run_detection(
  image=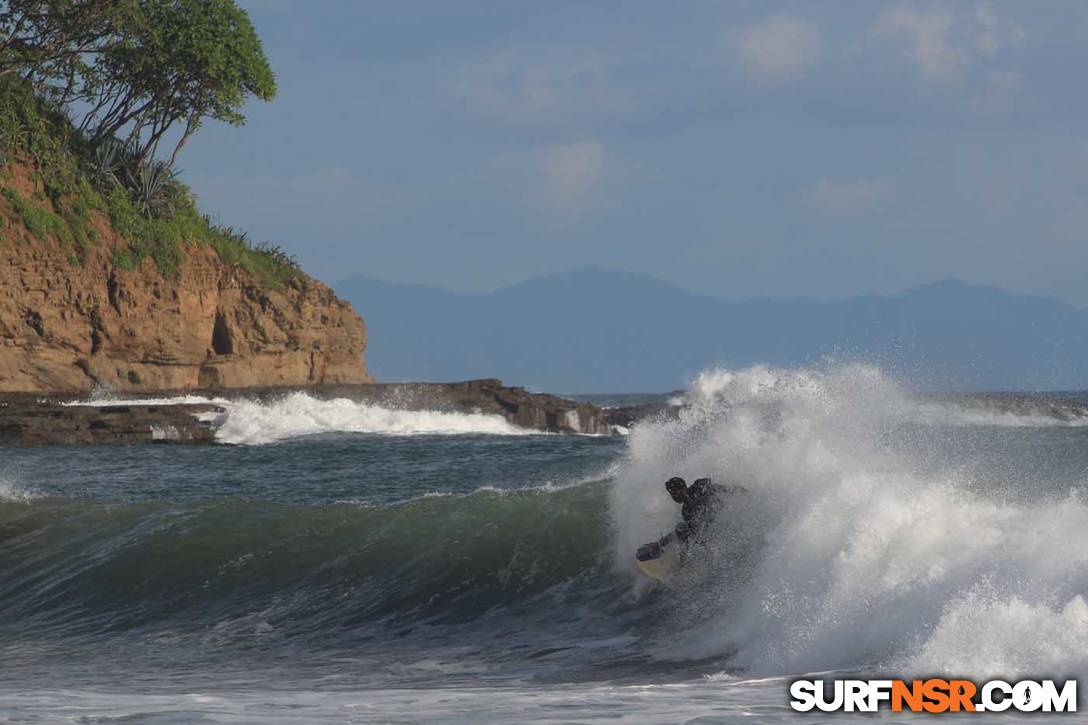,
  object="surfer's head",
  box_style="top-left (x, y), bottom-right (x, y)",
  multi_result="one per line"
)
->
top-left (665, 477), bottom-right (688, 503)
